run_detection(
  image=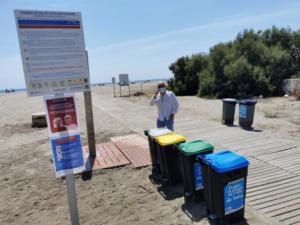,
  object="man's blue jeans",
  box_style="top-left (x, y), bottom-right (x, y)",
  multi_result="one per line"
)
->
top-left (157, 118), bottom-right (174, 131)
